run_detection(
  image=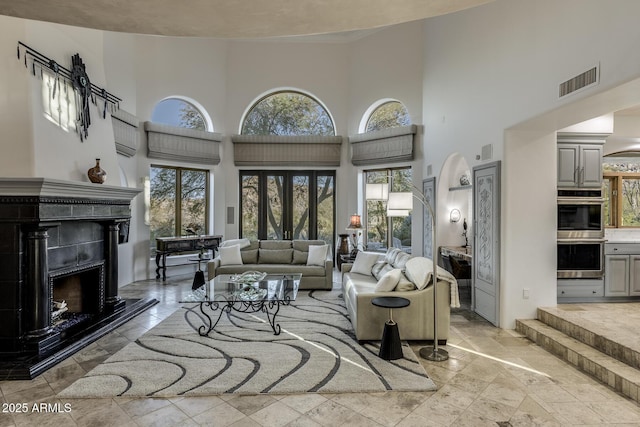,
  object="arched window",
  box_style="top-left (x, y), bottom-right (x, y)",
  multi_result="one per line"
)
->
top-left (148, 97), bottom-right (212, 253)
top-left (365, 101), bottom-right (410, 132)
top-left (151, 97), bottom-right (208, 131)
top-left (241, 91), bottom-right (335, 135)
top-left (361, 100), bottom-right (413, 253)
top-left (238, 90), bottom-right (336, 246)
